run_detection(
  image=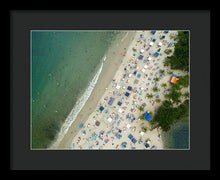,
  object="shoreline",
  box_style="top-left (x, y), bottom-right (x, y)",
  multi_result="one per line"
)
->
top-left (49, 30), bottom-right (189, 150)
top-left (50, 31), bottom-right (137, 149)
